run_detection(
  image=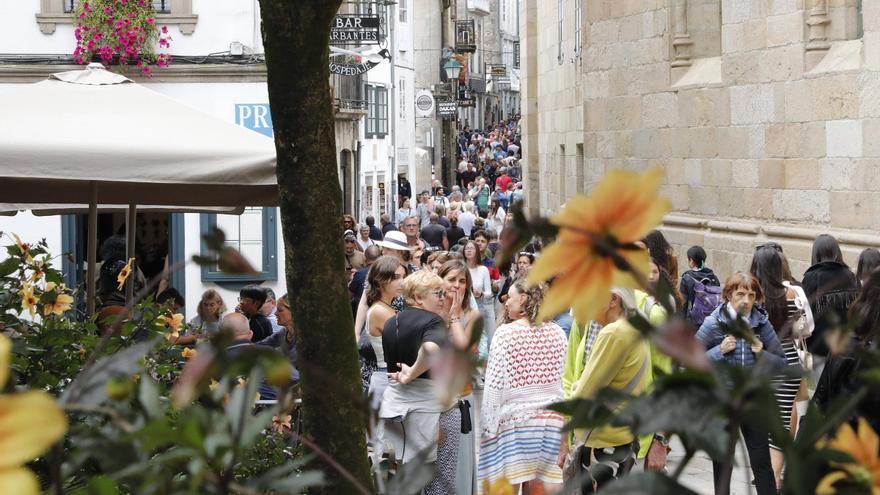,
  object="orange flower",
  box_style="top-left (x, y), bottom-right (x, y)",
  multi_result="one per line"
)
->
top-left (160, 313), bottom-right (184, 341)
top-left (527, 168), bottom-right (670, 323)
top-left (19, 284), bottom-right (37, 317)
top-left (42, 282), bottom-right (74, 317)
top-left (272, 414), bottom-right (292, 434)
top-left (12, 233), bottom-right (32, 264)
top-left (181, 348), bottom-right (197, 360)
top-left (29, 263), bottom-right (44, 283)
top-left (116, 258), bottom-right (135, 290)
top-left (817, 417), bottom-right (880, 494)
